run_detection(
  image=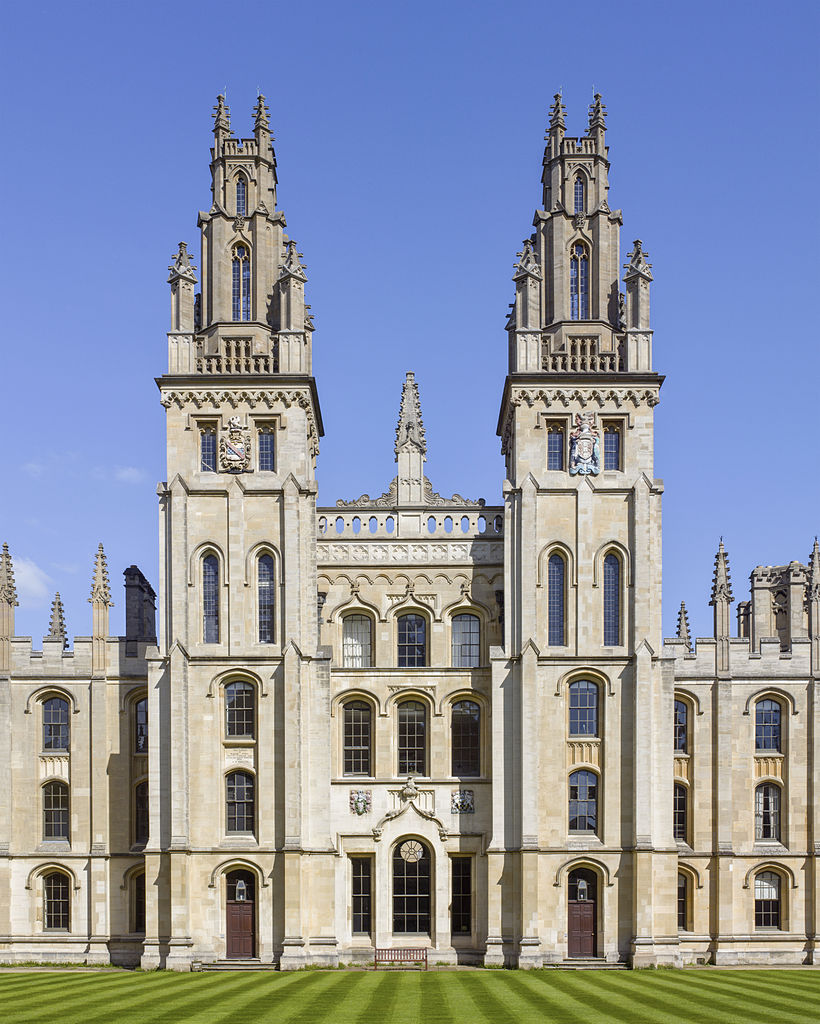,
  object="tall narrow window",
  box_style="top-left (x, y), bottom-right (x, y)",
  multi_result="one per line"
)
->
top-left (677, 873), bottom-right (688, 930)
top-left (343, 701), bottom-right (372, 775)
top-left (451, 857), bottom-right (472, 935)
top-left (351, 857), bottom-right (372, 934)
top-left (393, 840), bottom-right (431, 934)
top-left (236, 177), bottom-right (247, 216)
top-left (755, 783), bottom-right (781, 841)
top-left (226, 770), bottom-right (255, 833)
top-left (258, 428), bottom-right (275, 471)
top-left (755, 699), bottom-right (781, 752)
top-left (603, 553), bottom-right (620, 646)
top-left (548, 553), bottom-right (566, 646)
top-left (43, 697), bottom-right (69, 751)
top-left (133, 872), bottom-right (146, 934)
top-left (569, 770), bottom-right (598, 832)
top-left (568, 680), bottom-right (598, 736)
top-left (574, 176), bottom-right (586, 214)
top-left (225, 681), bottom-right (255, 738)
top-left (570, 243), bottom-right (590, 320)
top-left (603, 425), bottom-right (621, 471)
top-left (203, 554), bottom-right (219, 643)
top-left (43, 781), bottom-right (69, 841)
top-left (397, 614), bottom-right (426, 668)
top-left (44, 872), bottom-right (70, 930)
top-left (134, 780), bottom-right (149, 846)
top-left (451, 700), bottom-right (480, 777)
top-left (343, 615), bottom-right (372, 668)
top-left (134, 697), bottom-right (148, 754)
top-left (258, 554), bottom-right (275, 644)
top-left (673, 783), bottom-right (688, 842)
top-left (754, 871), bottom-right (781, 929)
top-left (674, 699), bottom-right (688, 753)
top-left (232, 245), bottom-right (251, 322)
top-left (451, 614), bottom-right (480, 667)
top-left (547, 424), bottom-right (565, 471)
top-left (398, 701), bottom-right (426, 775)
top-left (200, 427), bottom-right (217, 472)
